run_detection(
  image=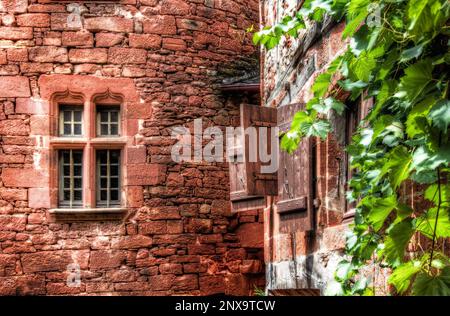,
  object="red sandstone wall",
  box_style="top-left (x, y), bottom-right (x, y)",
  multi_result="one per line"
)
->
top-left (0, 0), bottom-right (265, 295)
